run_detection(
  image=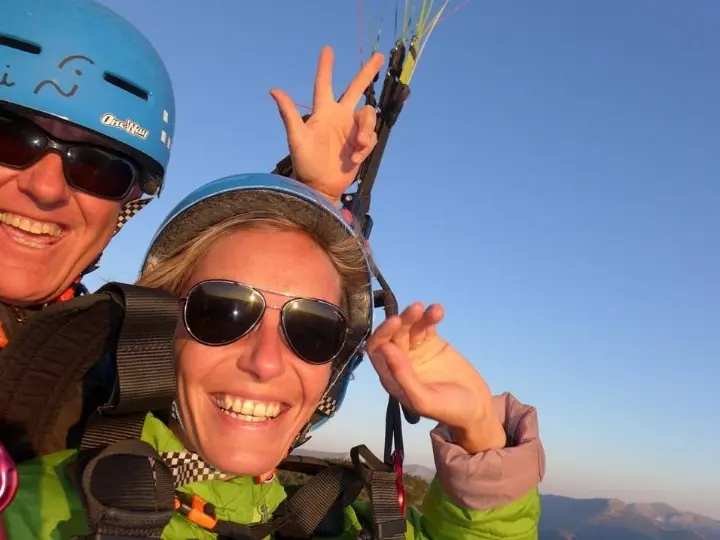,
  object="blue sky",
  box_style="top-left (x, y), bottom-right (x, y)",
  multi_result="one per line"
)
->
top-left (87, 0), bottom-right (720, 518)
